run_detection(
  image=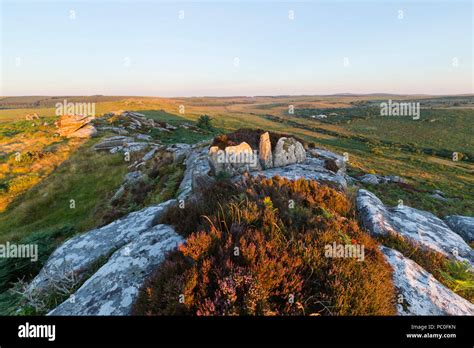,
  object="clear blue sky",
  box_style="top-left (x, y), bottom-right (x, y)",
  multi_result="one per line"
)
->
top-left (1, 0), bottom-right (472, 96)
